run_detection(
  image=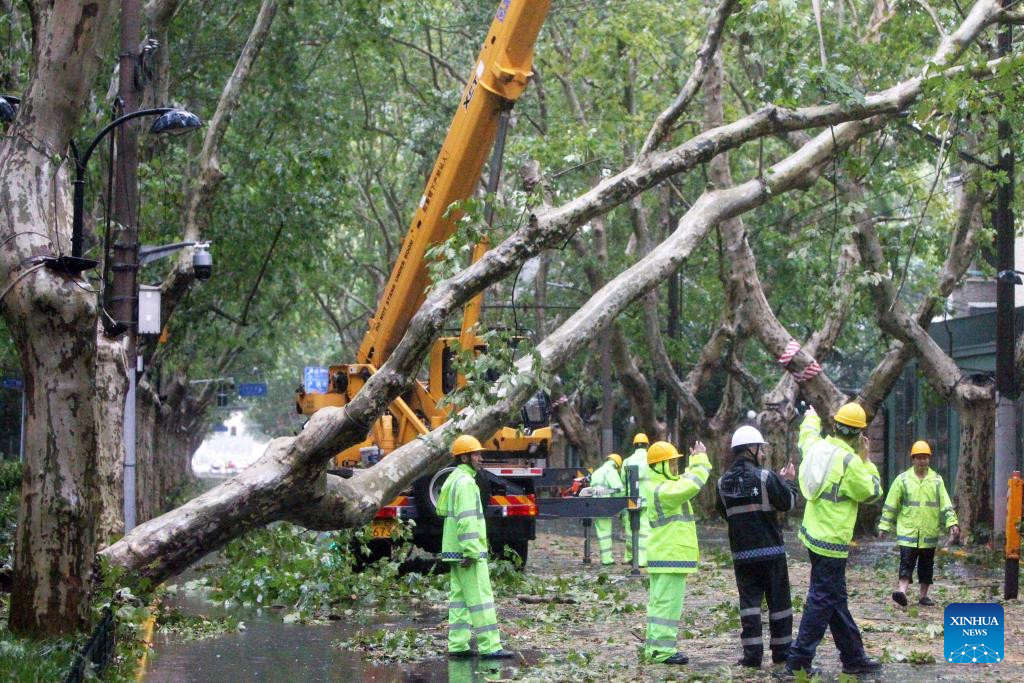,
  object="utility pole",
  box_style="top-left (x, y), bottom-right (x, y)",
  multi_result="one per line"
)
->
top-left (666, 269), bottom-right (679, 443)
top-left (994, 1), bottom-right (1017, 541)
top-left (600, 338), bottom-right (614, 457)
top-left (113, 0), bottom-right (143, 532)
